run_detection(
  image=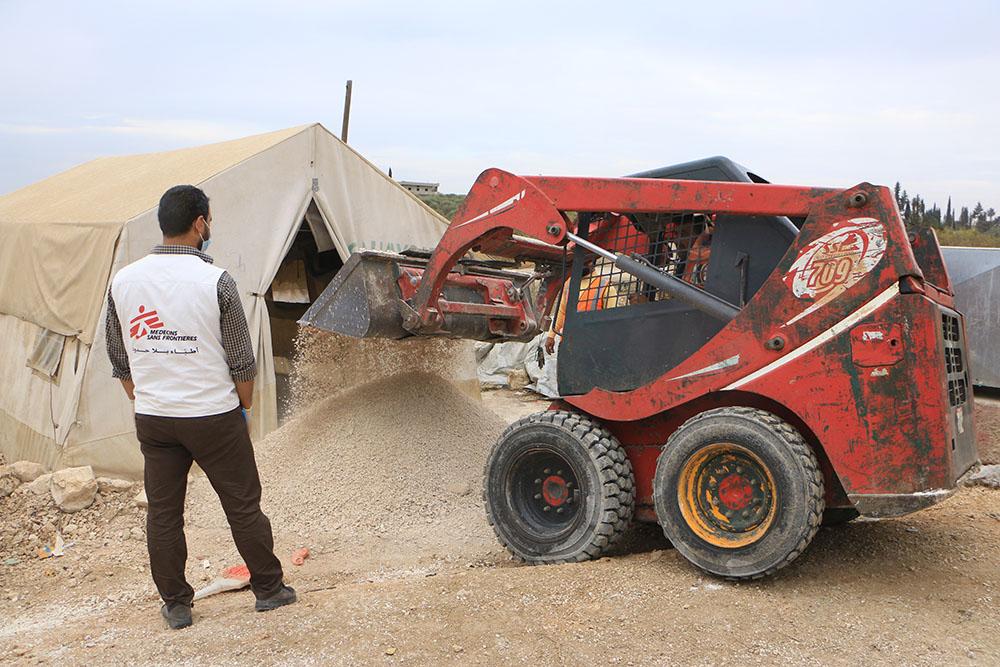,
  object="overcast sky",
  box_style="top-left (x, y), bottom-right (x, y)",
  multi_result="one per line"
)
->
top-left (1, 1), bottom-right (997, 210)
